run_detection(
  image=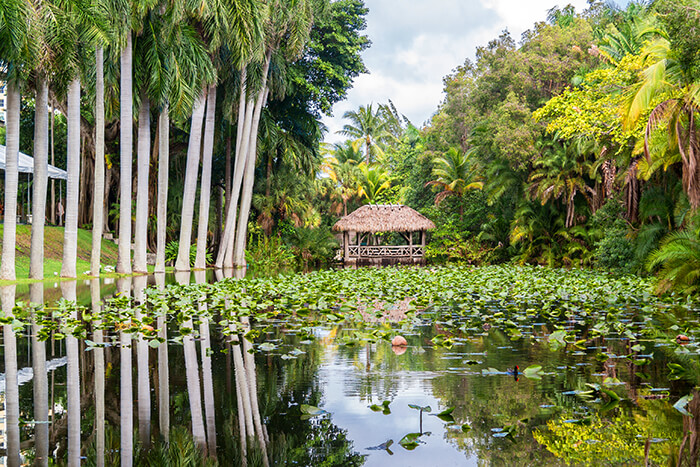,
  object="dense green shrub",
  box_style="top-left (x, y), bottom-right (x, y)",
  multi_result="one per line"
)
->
top-left (425, 219), bottom-right (490, 264)
top-left (589, 199), bottom-right (634, 270)
top-left (594, 225), bottom-right (635, 270)
top-left (246, 224), bottom-right (296, 272)
top-left (283, 225), bottom-right (339, 268)
top-left (164, 241), bottom-right (212, 267)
